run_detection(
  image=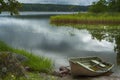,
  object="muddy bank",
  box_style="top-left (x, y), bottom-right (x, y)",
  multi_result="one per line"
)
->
top-left (51, 66), bottom-right (120, 80)
top-left (53, 72), bottom-right (120, 80)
